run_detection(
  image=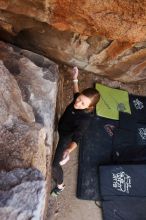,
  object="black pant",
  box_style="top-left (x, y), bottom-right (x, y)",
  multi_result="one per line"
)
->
top-left (52, 133), bottom-right (72, 185)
